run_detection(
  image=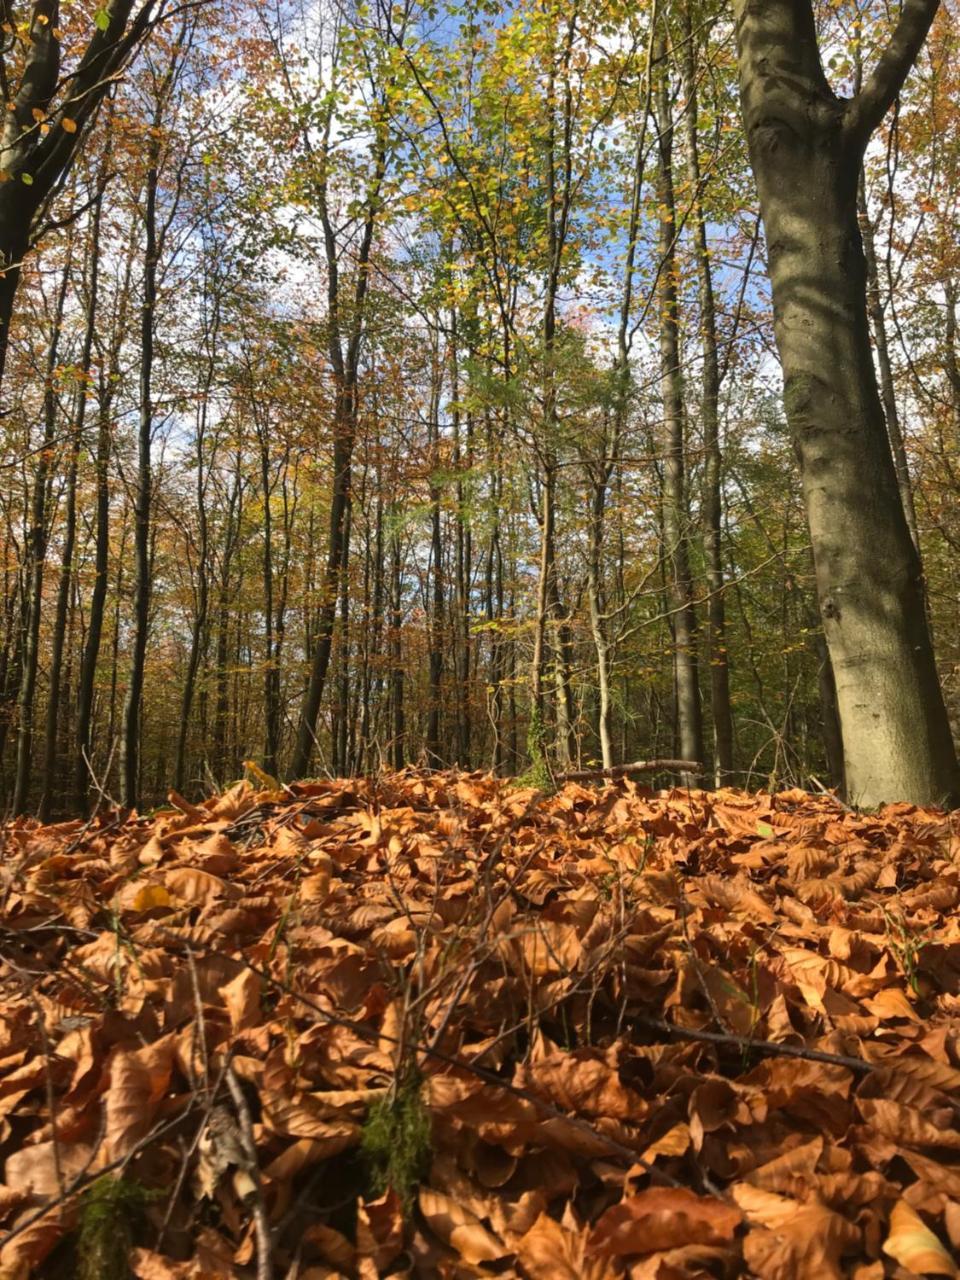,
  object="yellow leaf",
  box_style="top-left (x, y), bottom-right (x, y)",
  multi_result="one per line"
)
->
top-left (61, 117), bottom-right (77, 133)
top-left (131, 883), bottom-right (173, 912)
